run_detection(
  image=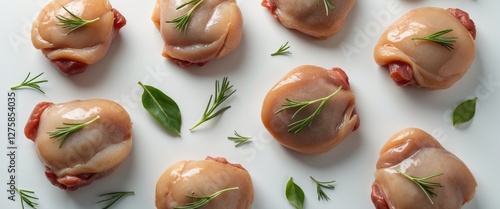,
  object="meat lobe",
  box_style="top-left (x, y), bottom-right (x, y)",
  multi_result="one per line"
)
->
top-left (371, 128), bottom-right (477, 209)
top-left (155, 157), bottom-right (254, 209)
top-left (262, 0), bottom-right (355, 39)
top-left (261, 65), bottom-right (359, 154)
top-left (24, 99), bottom-right (132, 191)
top-left (152, 0), bottom-right (243, 67)
top-left (31, 0), bottom-right (126, 76)
top-left (374, 7), bottom-right (476, 89)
